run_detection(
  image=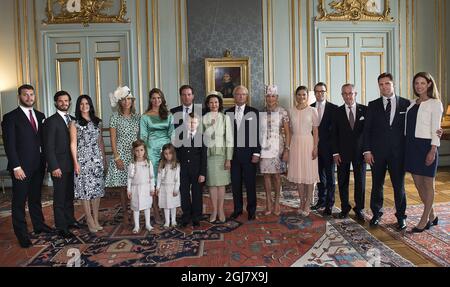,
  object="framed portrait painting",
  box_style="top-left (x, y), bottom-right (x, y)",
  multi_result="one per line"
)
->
top-left (204, 57), bottom-right (251, 107)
